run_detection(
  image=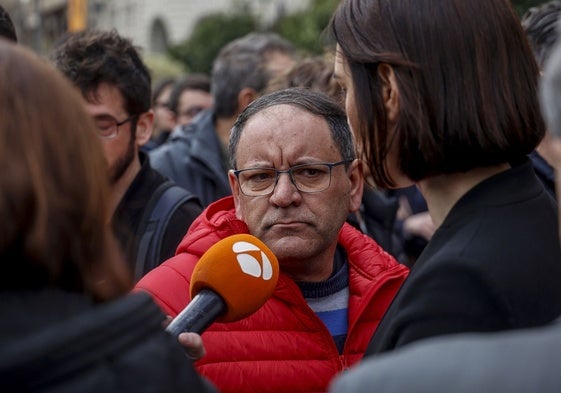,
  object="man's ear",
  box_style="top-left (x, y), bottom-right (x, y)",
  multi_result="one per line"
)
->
top-left (228, 170), bottom-right (244, 220)
top-left (135, 110), bottom-right (154, 146)
top-left (237, 87), bottom-right (258, 113)
top-left (378, 63), bottom-right (400, 124)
